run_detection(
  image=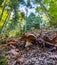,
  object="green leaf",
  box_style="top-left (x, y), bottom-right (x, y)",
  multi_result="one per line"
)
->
top-left (0, 0), bottom-right (4, 5)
